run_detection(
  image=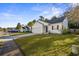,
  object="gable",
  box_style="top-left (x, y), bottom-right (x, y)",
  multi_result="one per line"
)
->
top-left (62, 17), bottom-right (68, 29)
top-left (32, 21), bottom-right (43, 28)
top-left (37, 20), bottom-right (48, 25)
